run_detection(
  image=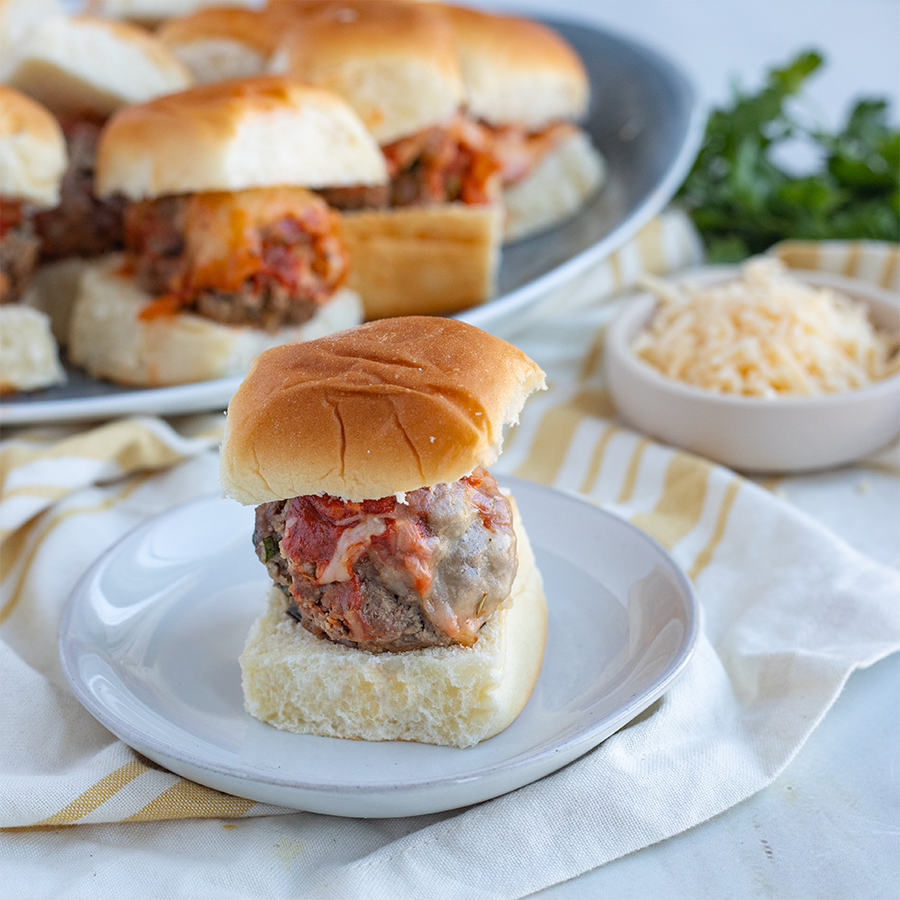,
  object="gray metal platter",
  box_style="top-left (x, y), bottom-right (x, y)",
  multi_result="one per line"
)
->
top-left (0, 16), bottom-right (703, 425)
